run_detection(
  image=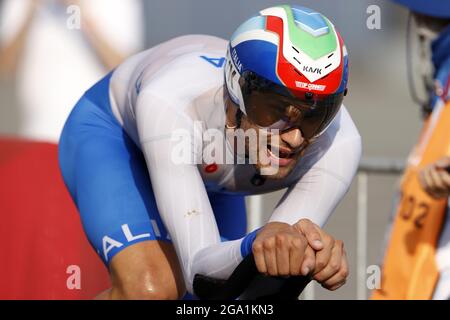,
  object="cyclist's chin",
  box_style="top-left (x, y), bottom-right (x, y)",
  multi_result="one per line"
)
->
top-left (256, 161), bottom-right (297, 180)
